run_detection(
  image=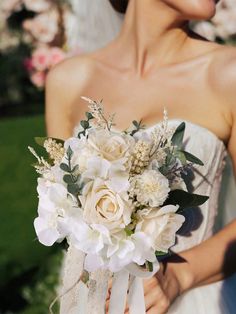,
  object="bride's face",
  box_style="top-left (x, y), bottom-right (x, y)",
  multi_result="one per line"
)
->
top-left (161, 0), bottom-right (218, 20)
